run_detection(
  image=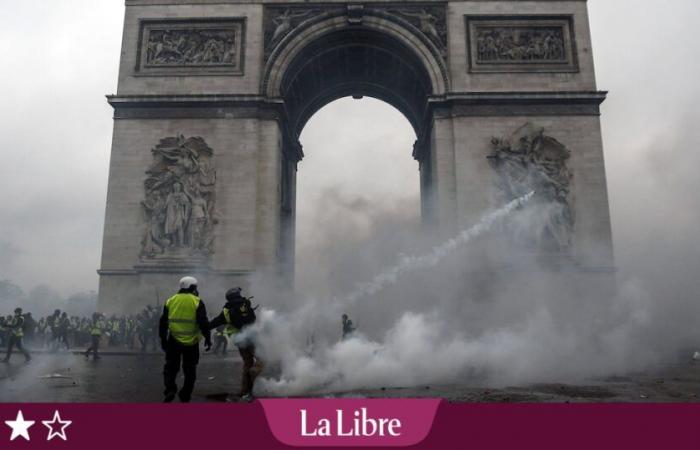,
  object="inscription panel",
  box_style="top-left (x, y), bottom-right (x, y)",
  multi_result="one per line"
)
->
top-left (466, 16), bottom-right (578, 73)
top-left (136, 19), bottom-right (245, 76)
